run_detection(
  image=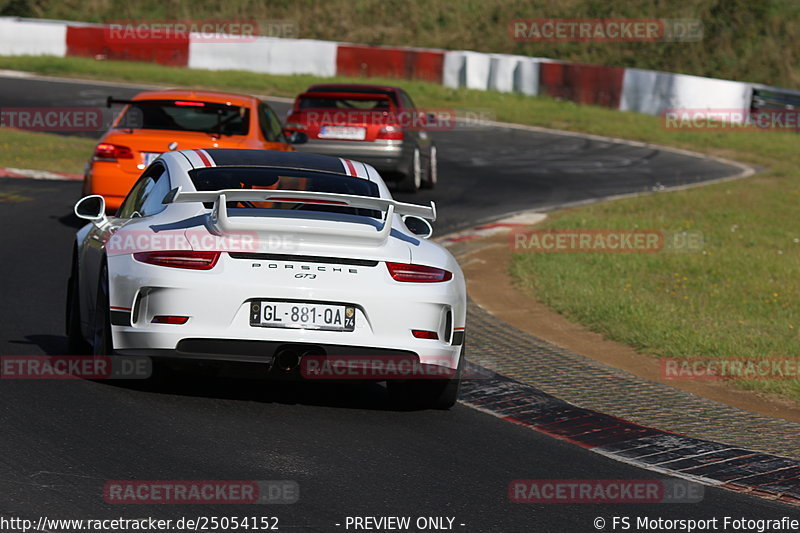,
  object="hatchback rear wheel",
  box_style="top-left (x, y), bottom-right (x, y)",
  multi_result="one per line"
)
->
top-left (397, 148), bottom-right (422, 193)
